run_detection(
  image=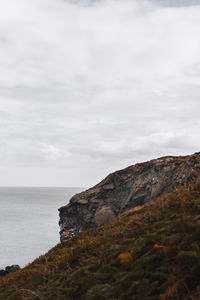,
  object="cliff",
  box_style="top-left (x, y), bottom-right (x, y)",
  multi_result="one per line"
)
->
top-left (1, 178), bottom-right (200, 299)
top-left (59, 152), bottom-right (200, 241)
